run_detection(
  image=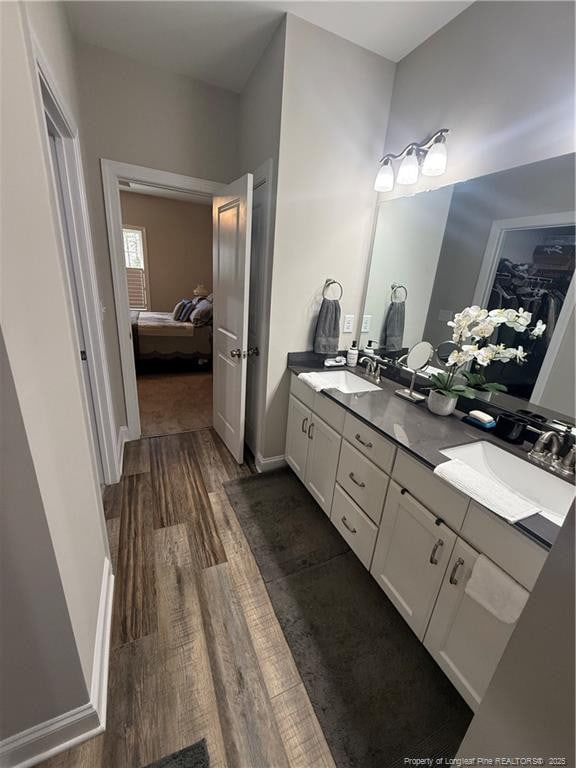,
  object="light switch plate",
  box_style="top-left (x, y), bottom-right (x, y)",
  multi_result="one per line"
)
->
top-left (343, 314), bottom-right (355, 333)
top-left (361, 315), bottom-right (372, 333)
